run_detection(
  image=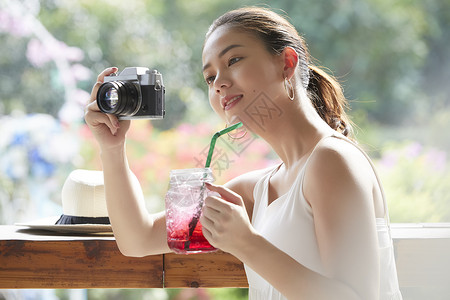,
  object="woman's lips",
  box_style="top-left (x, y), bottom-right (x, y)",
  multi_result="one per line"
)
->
top-left (223, 95), bottom-right (243, 111)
